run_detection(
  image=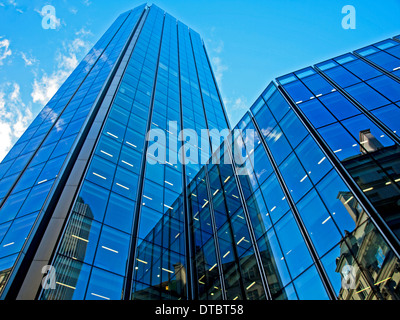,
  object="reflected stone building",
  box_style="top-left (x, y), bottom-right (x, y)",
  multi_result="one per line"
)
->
top-left (0, 3), bottom-right (400, 300)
